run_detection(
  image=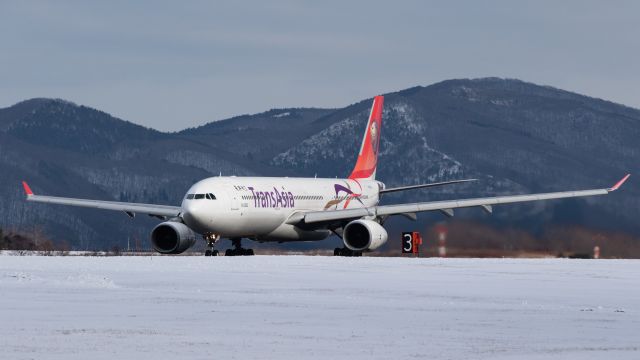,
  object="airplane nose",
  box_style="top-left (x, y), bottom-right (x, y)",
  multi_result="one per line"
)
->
top-left (182, 201), bottom-right (209, 232)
